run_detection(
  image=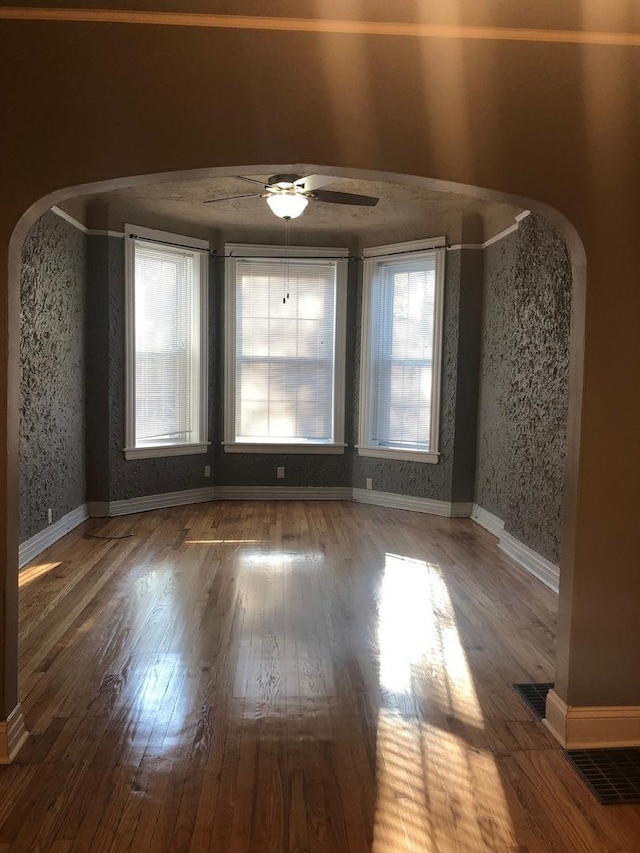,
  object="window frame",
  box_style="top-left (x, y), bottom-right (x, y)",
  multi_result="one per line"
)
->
top-left (124, 224), bottom-right (210, 460)
top-left (358, 237), bottom-right (446, 464)
top-left (224, 243), bottom-right (348, 455)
